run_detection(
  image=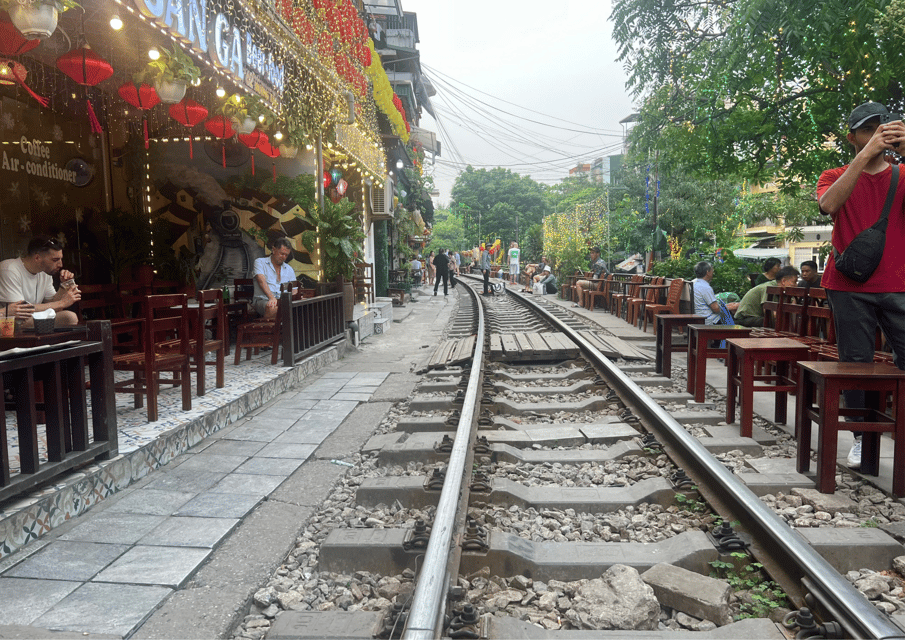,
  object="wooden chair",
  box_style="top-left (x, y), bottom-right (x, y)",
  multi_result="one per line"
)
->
top-left (626, 277), bottom-right (664, 327)
top-left (112, 294), bottom-right (191, 423)
top-left (562, 271), bottom-right (591, 303)
top-left (584, 274), bottom-right (614, 311)
top-left (160, 289), bottom-right (225, 396)
top-left (609, 275), bottom-right (643, 317)
top-left (642, 278), bottom-right (686, 334)
top-left (353, 263), bottom-right (375, 304)
top-left (233, 282), bottom-right (302, 365)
